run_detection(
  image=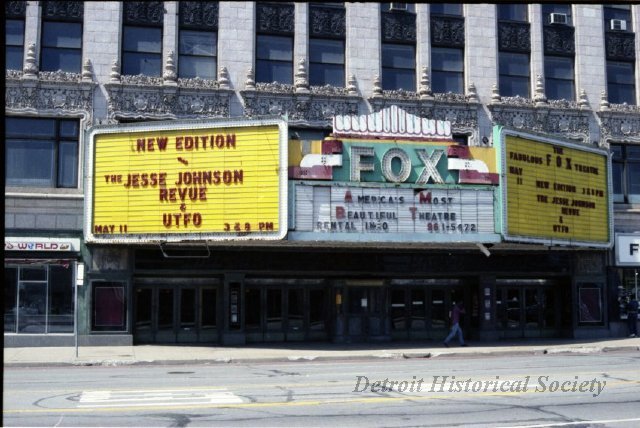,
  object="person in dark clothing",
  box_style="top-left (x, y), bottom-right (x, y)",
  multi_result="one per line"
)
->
top-left (443, 302), bottom-right (467, 347)
top-left (627, 297), bottom-right (639, 338)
